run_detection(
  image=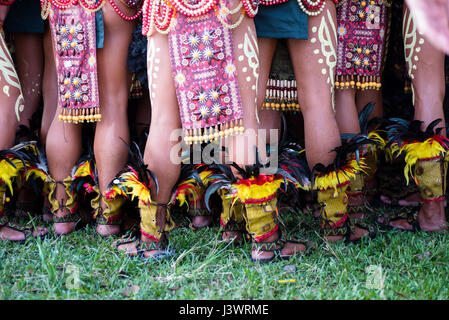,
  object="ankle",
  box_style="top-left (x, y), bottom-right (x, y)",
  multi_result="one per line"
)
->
top-left (141, 233), bottom-right (159, 243)
top-left (252, 230), bottom-right (279, 246)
